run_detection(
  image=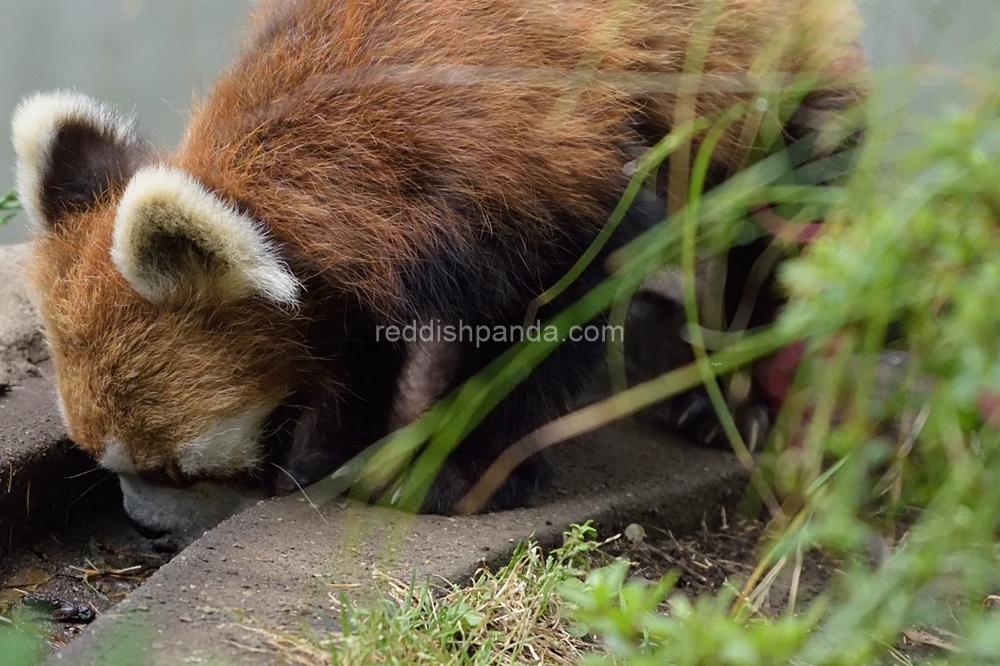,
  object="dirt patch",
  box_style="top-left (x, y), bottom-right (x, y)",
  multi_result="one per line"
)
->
top-left (601, 518), bottom-right (838, 614)
top-left (0, 490), bottom-right (178, 650)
